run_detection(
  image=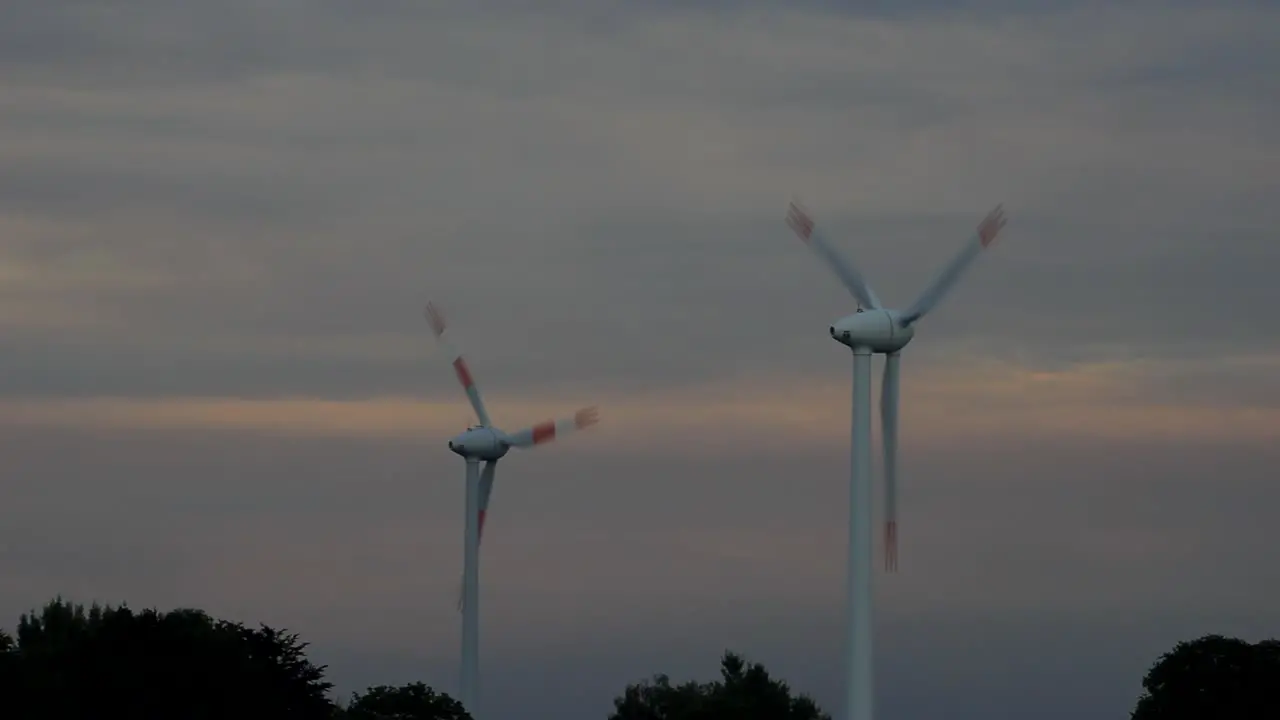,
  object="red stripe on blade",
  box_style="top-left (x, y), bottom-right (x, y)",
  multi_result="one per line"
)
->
top-left (453, 358), bottom-right (474, 389)
top-left (531, 421), bottom-right (556, 444)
